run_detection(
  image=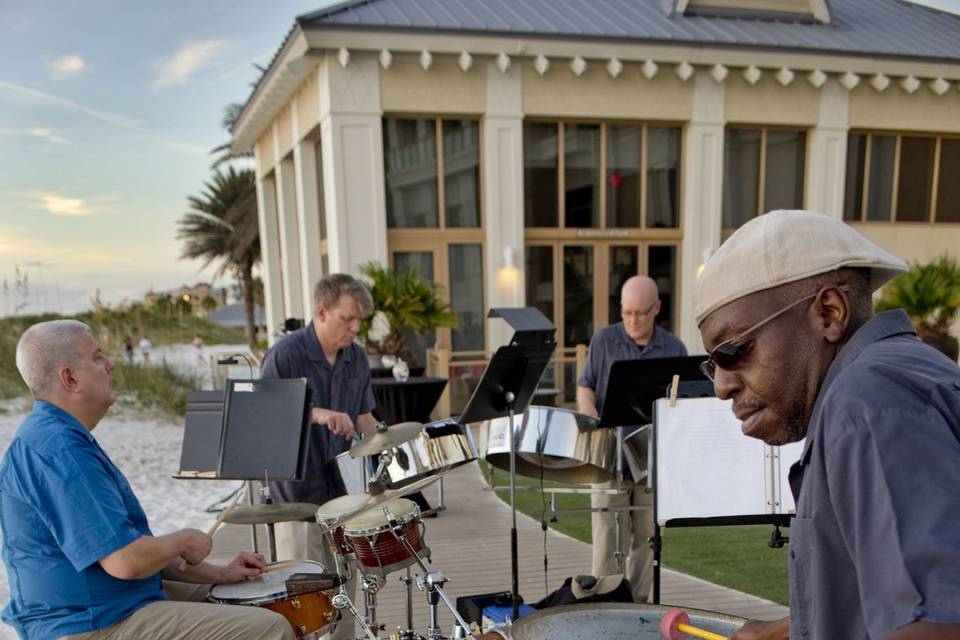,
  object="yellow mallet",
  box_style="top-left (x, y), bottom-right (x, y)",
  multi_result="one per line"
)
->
top-left (660, 609), bottom-right (727, 640)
